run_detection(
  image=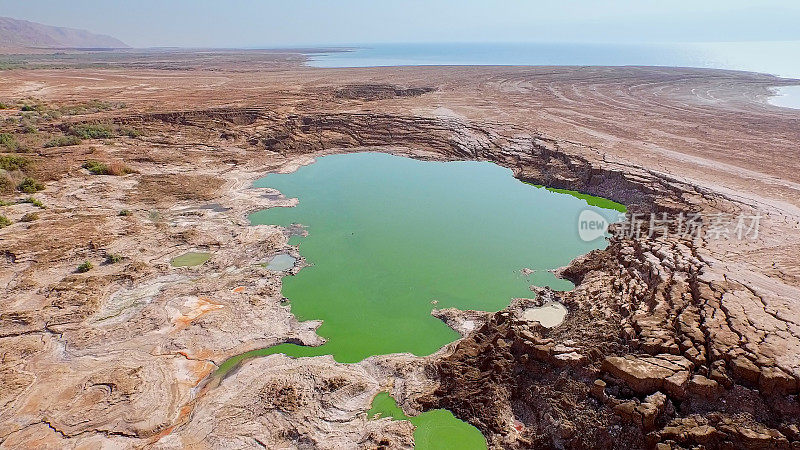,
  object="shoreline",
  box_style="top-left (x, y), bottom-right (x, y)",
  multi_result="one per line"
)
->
top-left (767, 85), bottom-right (800, 109)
